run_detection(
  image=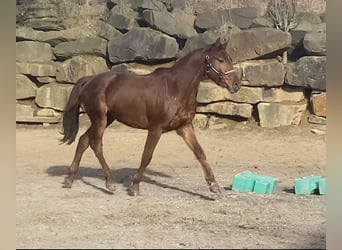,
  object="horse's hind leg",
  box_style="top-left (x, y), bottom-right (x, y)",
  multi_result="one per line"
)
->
top-left (129, 127), bottom-right (162, 196)
top-left (88, 116), bottom-right (116, 192)
top-left (64, 129), bottom-right (90, 188)
top-left (176, 123), bottom-right (220, 193)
